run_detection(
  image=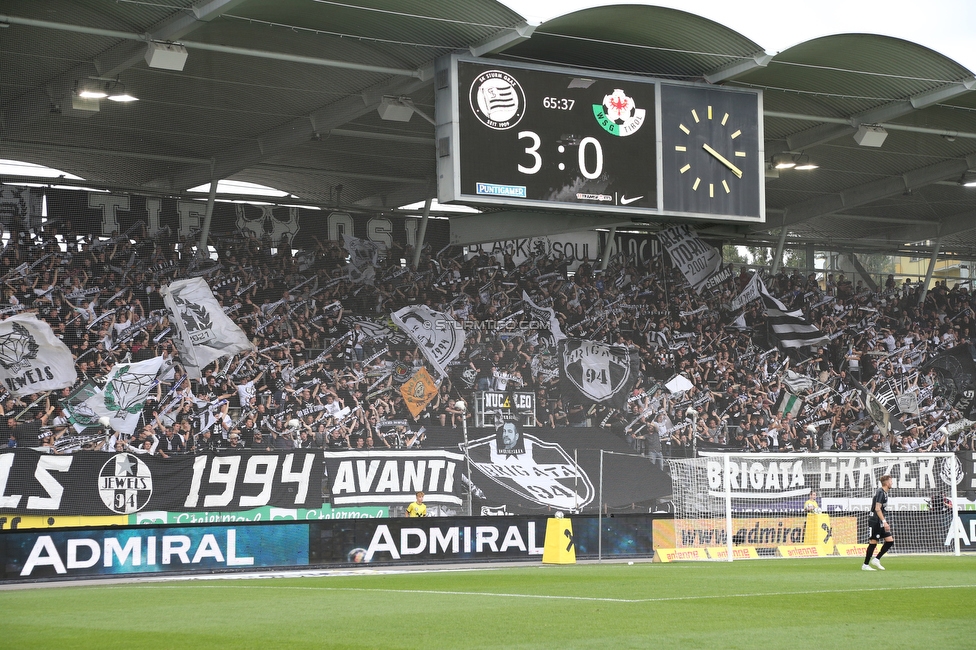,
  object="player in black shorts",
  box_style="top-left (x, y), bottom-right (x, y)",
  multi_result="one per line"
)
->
top-left (863, 474), bottom-right (893, 571)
